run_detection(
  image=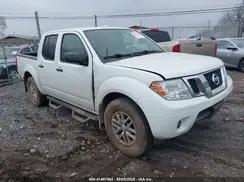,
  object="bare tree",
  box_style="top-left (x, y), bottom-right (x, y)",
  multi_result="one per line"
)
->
top-left (218, 5), bottom-right (244, 37)
top-left (0, 16), bottom-right (7, 37)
